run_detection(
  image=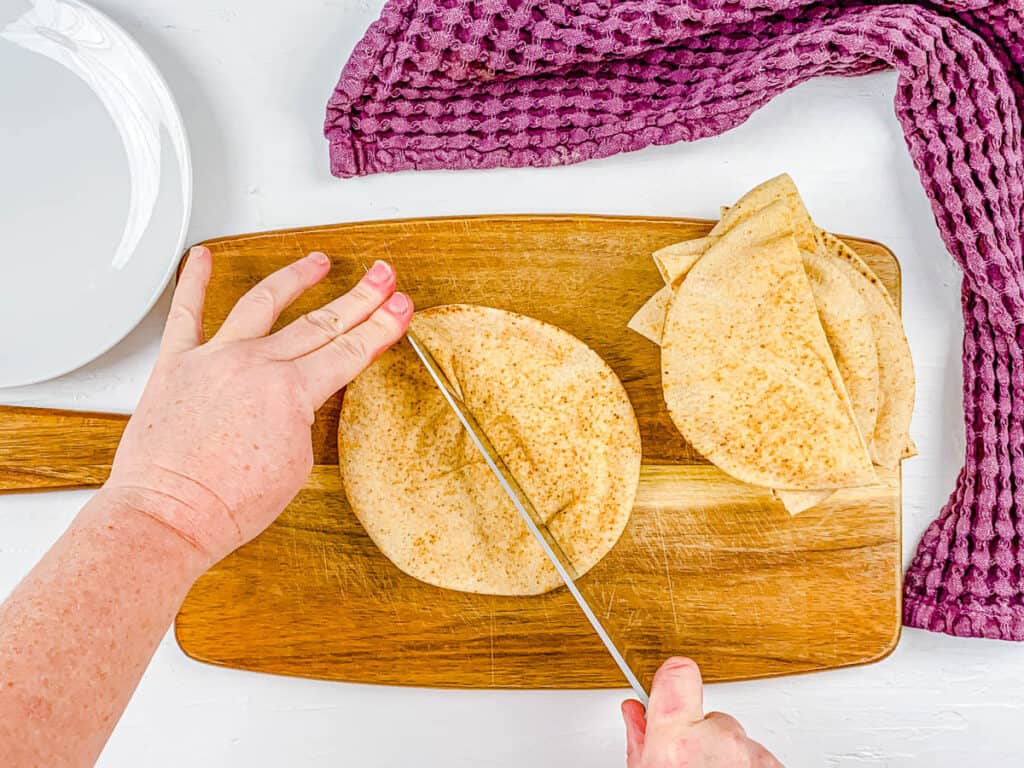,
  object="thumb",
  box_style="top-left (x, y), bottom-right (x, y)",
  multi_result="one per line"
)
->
top-left (643, 657), bottom-right (704, 749)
